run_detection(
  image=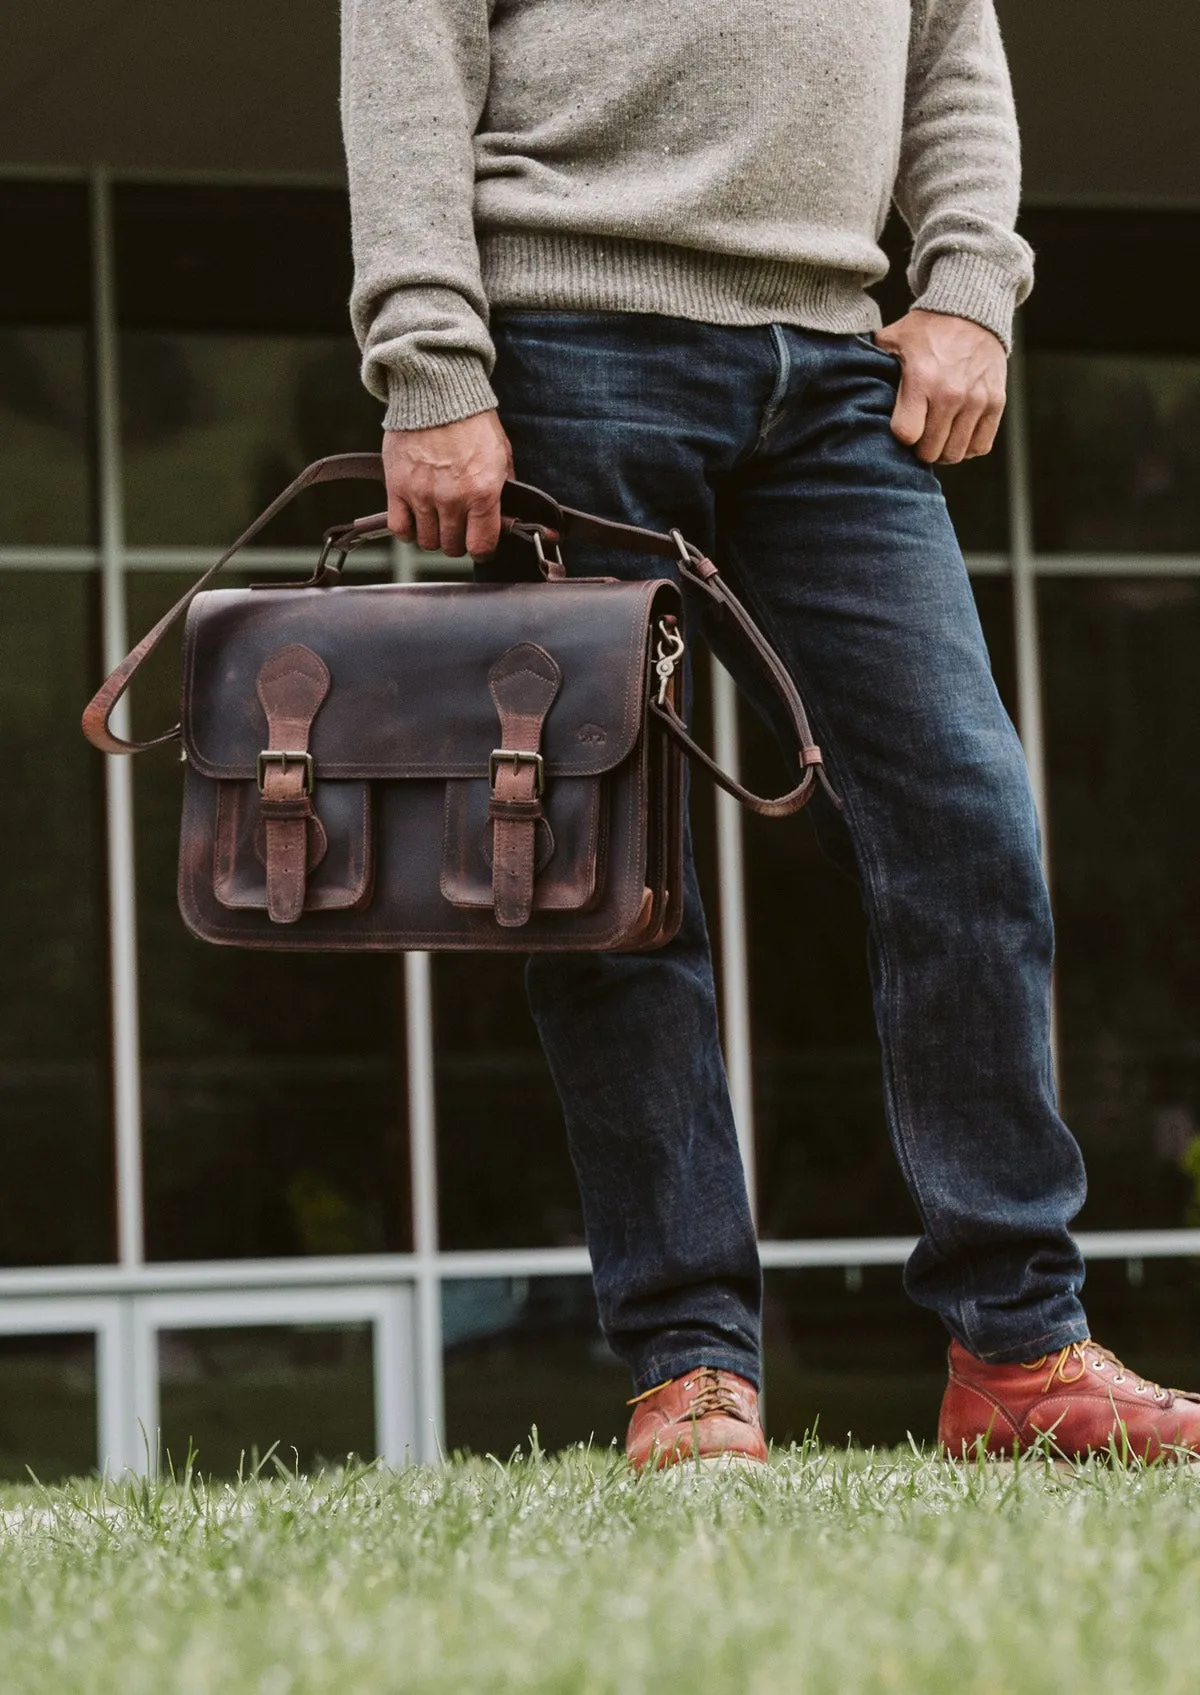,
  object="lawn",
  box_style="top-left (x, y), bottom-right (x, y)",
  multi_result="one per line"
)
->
top-left (1, 1442), bottom-right (1198, 1693)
